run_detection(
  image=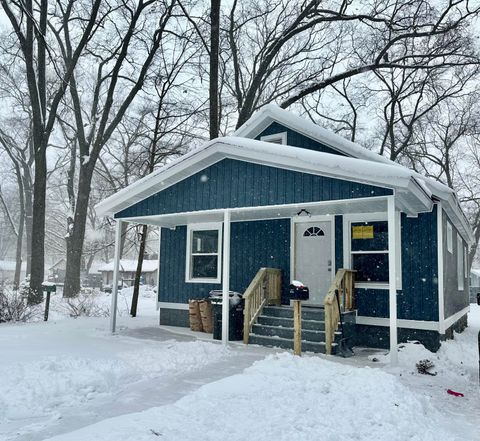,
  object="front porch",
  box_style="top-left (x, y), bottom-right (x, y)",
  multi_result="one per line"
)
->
top-left (109, 195), bottom-right (401, 360)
